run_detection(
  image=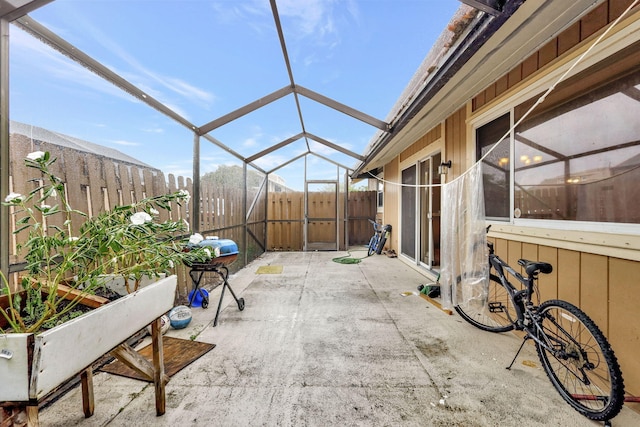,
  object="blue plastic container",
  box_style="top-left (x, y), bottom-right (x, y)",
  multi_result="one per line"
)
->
top-left (196, 238), bottom-right (239, 256)
top-left (186, 238), bottom-right (239, 266)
